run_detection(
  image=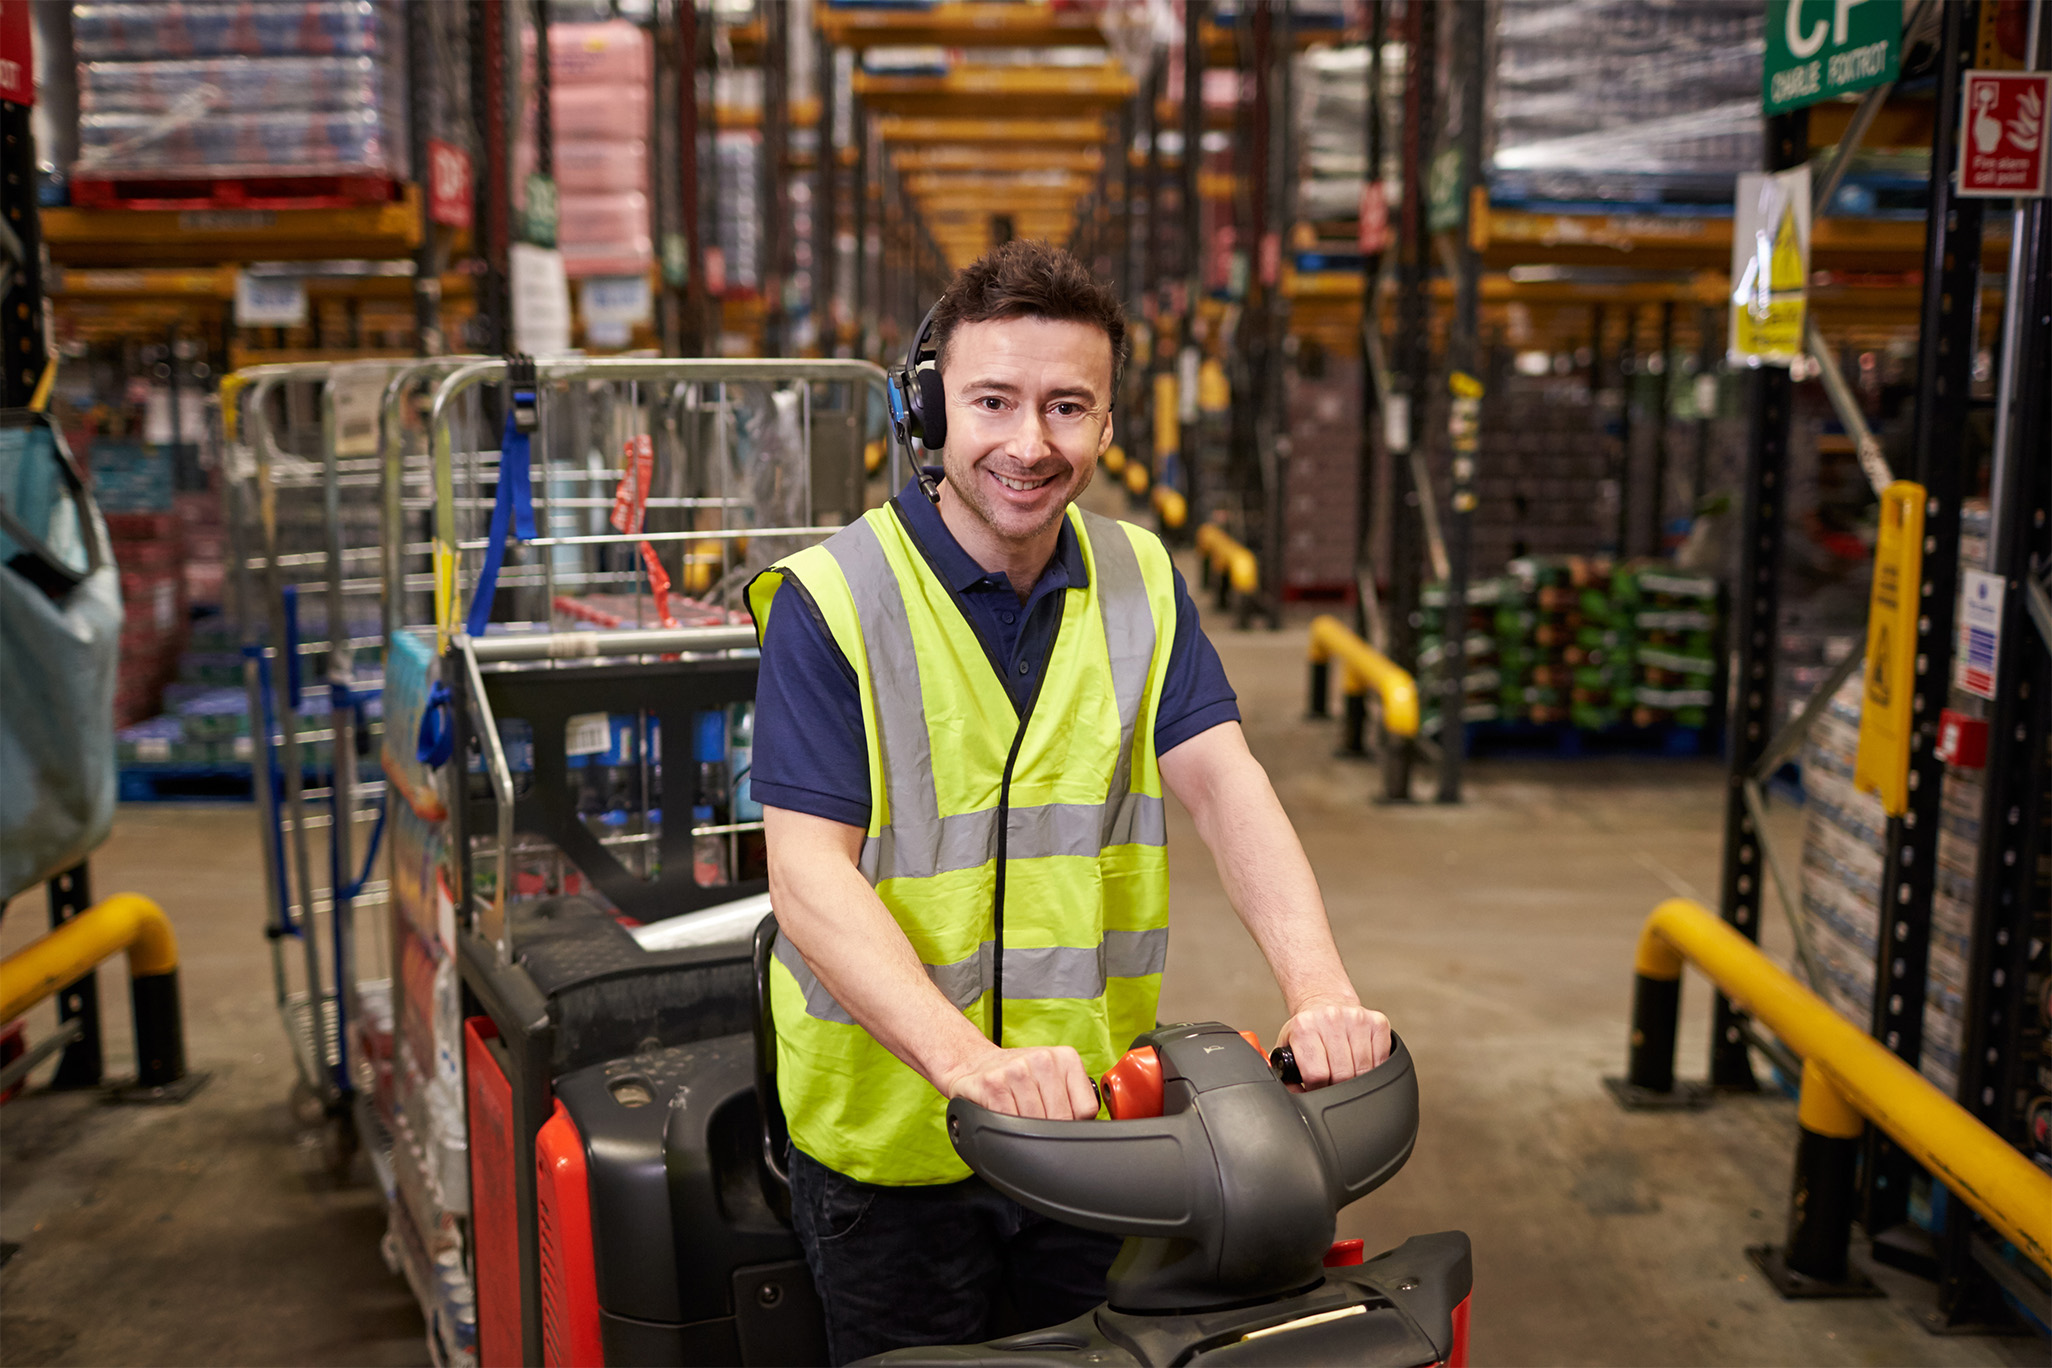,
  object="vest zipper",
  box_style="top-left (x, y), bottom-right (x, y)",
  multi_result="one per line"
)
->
top-left (888, 497), bottom-right (1075, 1046)
top-left (990, 595), bottom-right (1063, 1046)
